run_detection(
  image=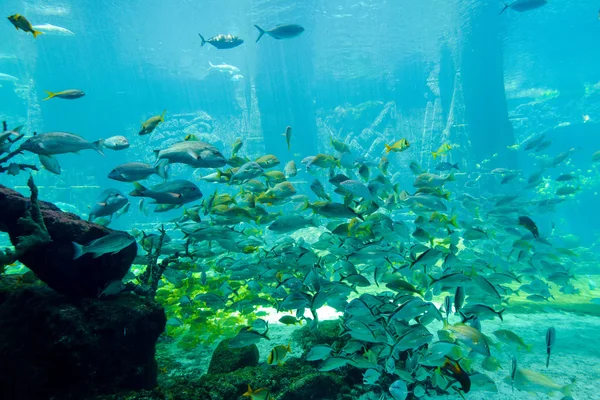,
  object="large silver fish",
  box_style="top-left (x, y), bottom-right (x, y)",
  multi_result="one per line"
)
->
top-left (154, 141), bottom-right (226, 168)
top-left (72, 232), bottom-right (135, 259)
top-left (21, 132), bottom-right (104, 156)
